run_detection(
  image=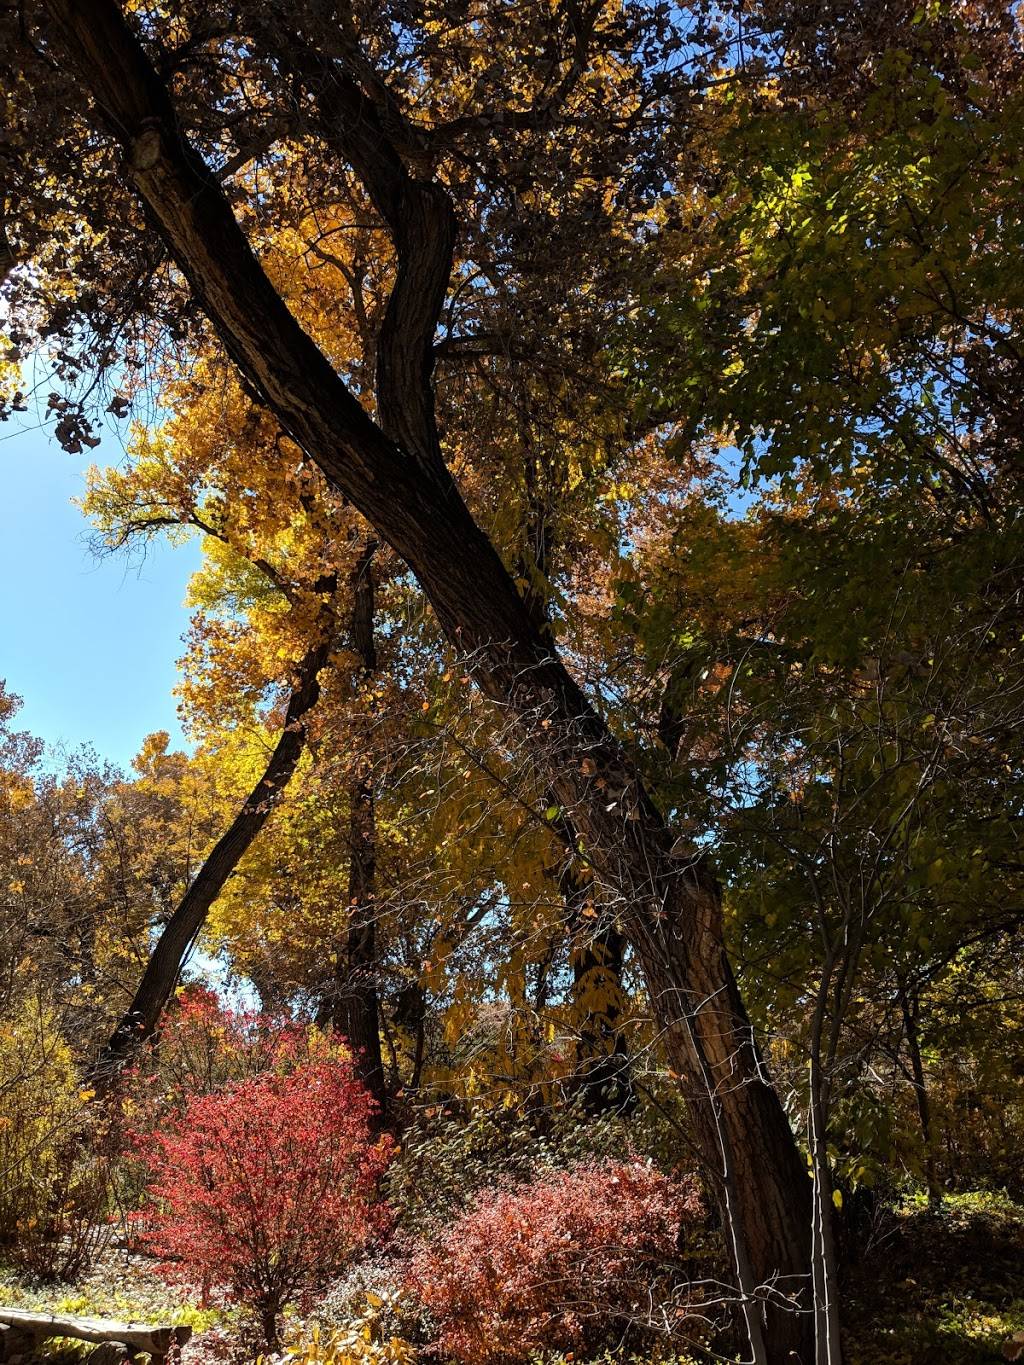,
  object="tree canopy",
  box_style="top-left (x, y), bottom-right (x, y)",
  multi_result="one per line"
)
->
top-left (2, 0), bottom-right (1023, 1361)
